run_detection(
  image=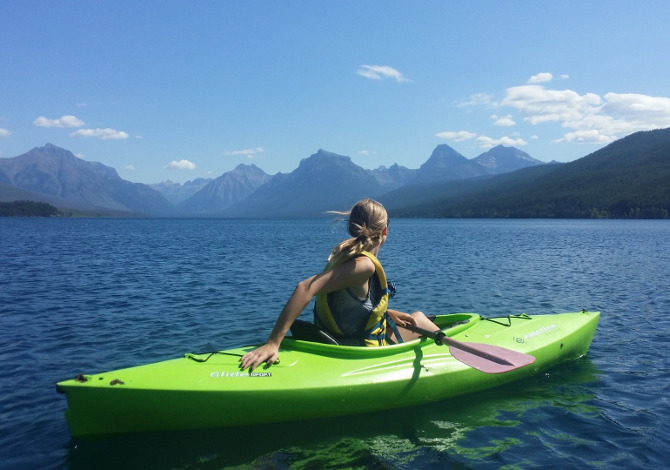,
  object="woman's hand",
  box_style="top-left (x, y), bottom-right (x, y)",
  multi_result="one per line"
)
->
top-left (239, 342), bottom-right (279, 372)
top-left (387, 309), bottom-right (418, 328)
